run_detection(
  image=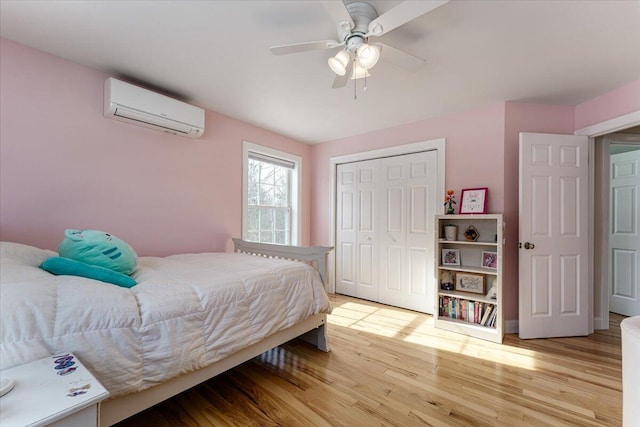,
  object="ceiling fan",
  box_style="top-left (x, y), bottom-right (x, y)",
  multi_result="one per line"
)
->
top-left (270, 0), bottom-right (449, 88)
